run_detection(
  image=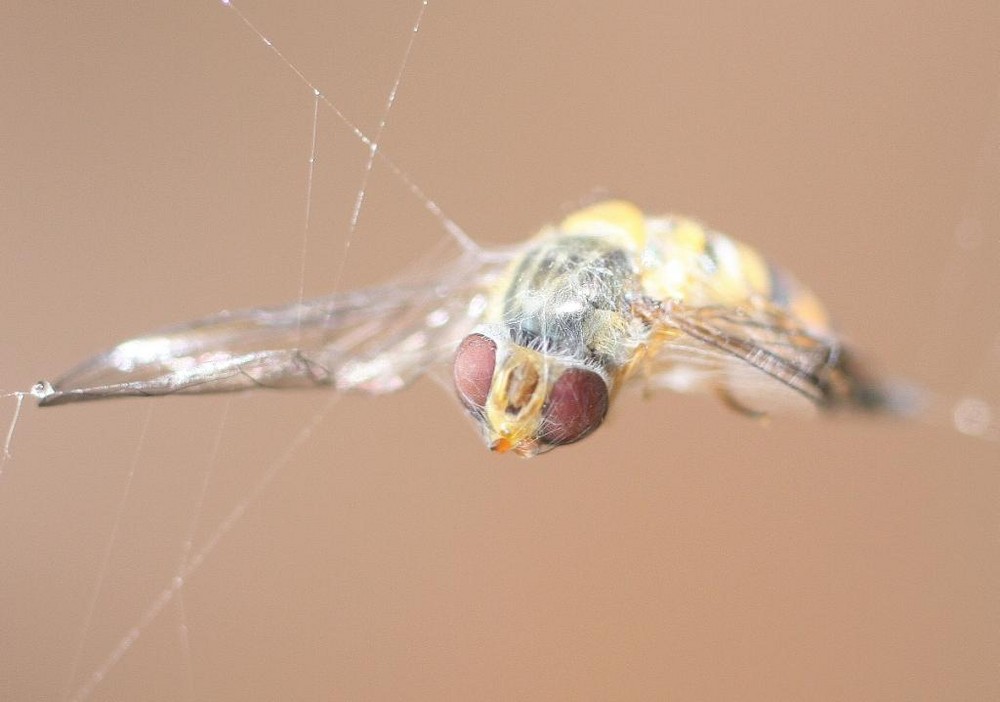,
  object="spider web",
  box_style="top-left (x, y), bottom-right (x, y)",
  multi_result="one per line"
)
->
top-left (1, 2), bottom-right (998, 700)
